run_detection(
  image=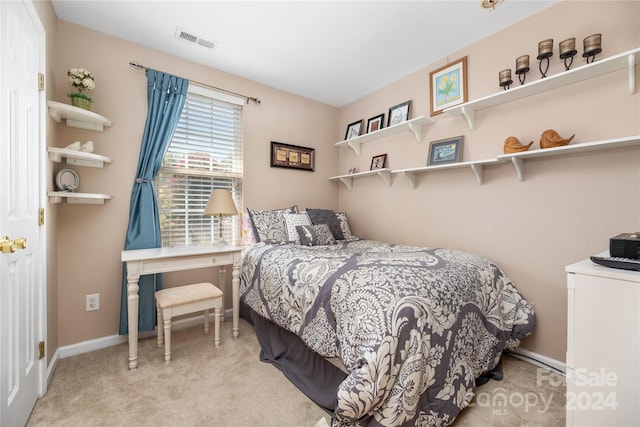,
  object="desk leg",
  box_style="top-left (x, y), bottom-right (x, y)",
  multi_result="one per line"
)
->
top-left (218, 267), bottom-right (226, 321)
top-left (127, 277), bottom-right (140, 369)
top-left (232, 264), bottom-right (240, 338)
